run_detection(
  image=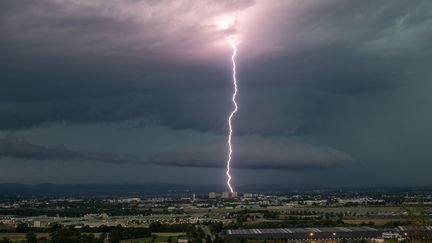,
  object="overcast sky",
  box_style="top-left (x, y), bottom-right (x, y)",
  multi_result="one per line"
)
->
top-left (1, 0), bottom-right (431, 189)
